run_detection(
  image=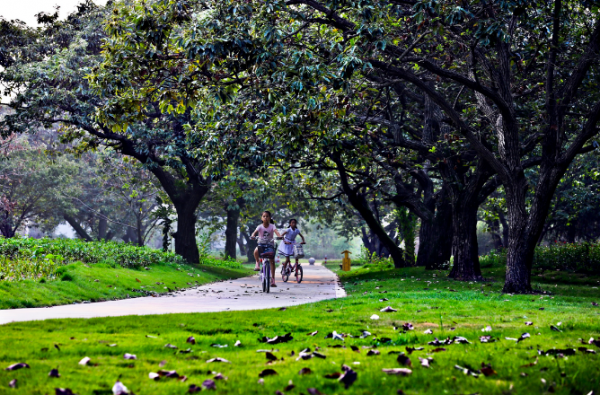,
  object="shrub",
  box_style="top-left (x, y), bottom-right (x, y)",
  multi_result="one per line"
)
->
top-left (0, 237), bottom-right (243, 282)
top-left (0, 237), bottom-right (187, 269)
top-left (478, 242), bottom-right (600, 275)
